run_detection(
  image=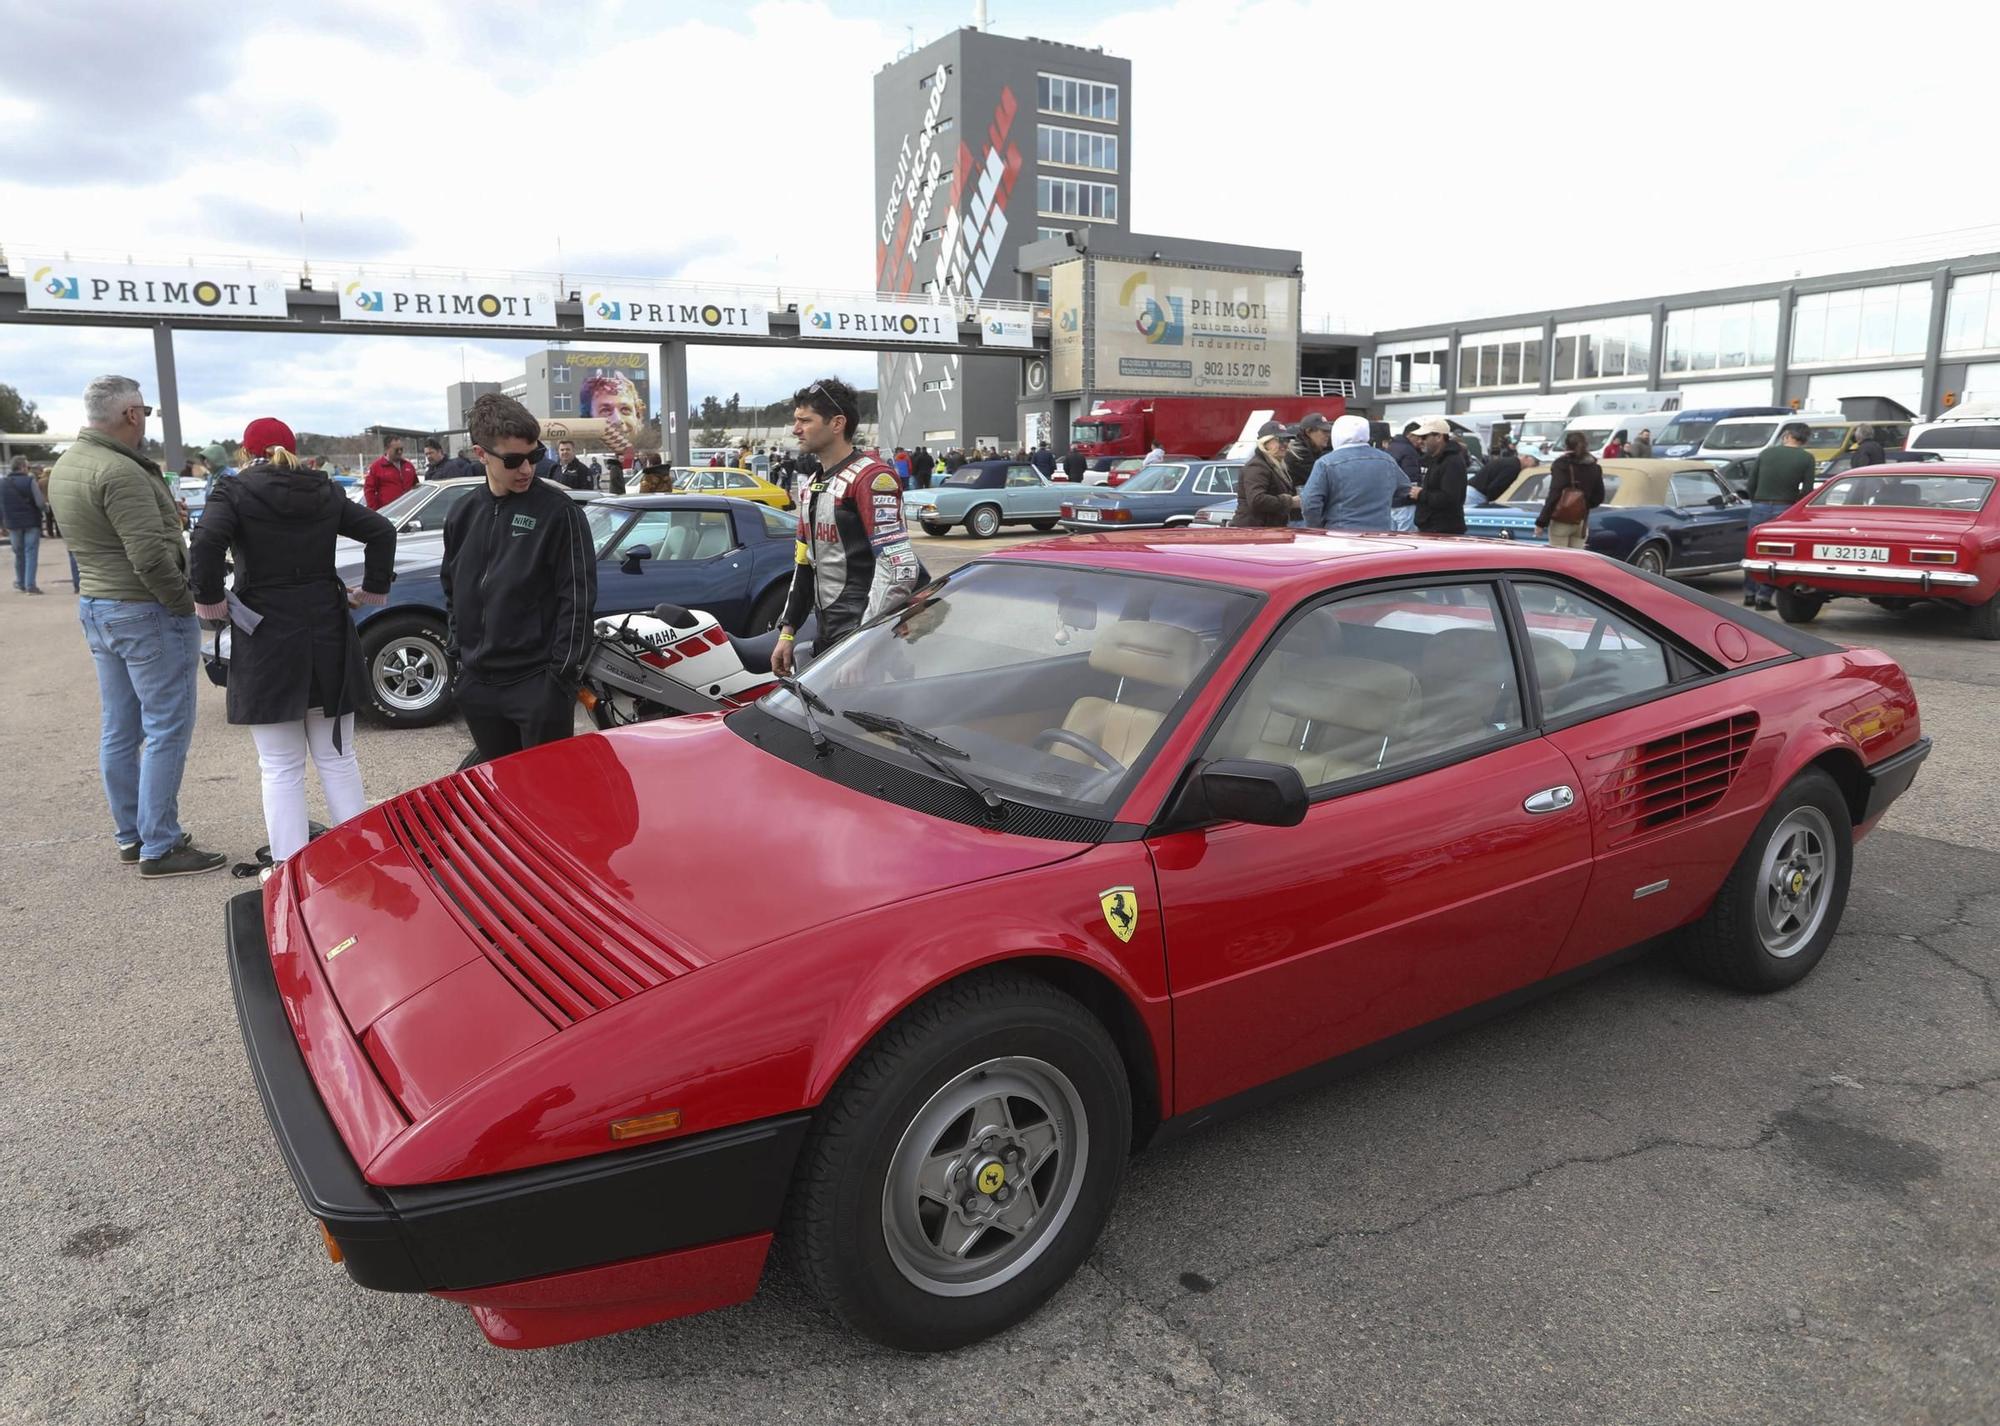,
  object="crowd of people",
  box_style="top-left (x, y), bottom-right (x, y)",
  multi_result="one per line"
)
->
top-left (1224, 411), bottom-right (1607, 547)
